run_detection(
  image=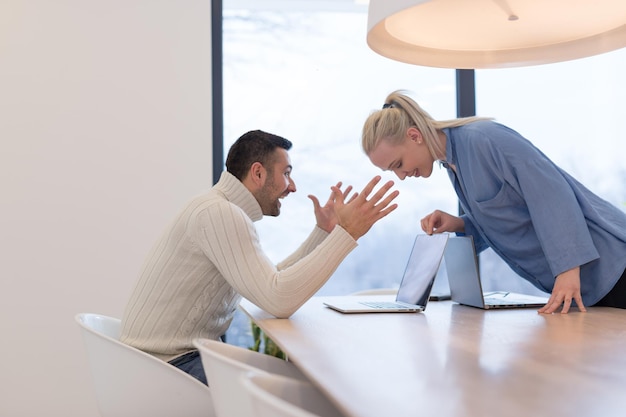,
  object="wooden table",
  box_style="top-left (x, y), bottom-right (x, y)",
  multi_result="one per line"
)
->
top-left (239, 295), bottom-right (626, 417)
